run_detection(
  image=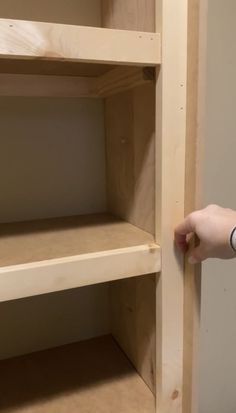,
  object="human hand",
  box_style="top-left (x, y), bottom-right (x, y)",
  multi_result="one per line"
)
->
top-left (174, 204), bottom-right (236, 264)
